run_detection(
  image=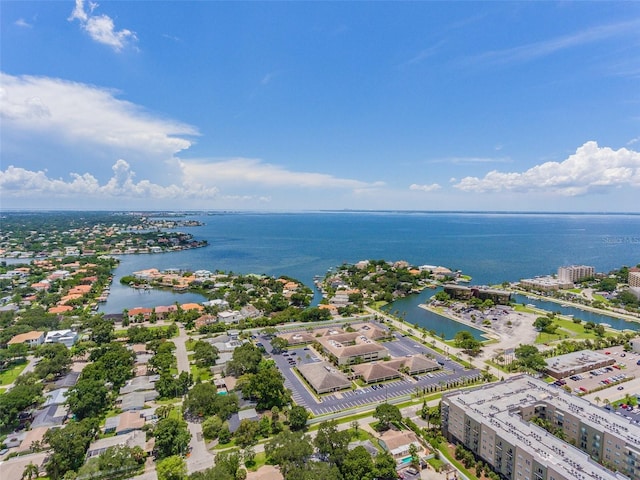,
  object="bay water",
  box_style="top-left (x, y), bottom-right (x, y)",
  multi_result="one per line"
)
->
top-left (99, 212), bottom-right (640, 336)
